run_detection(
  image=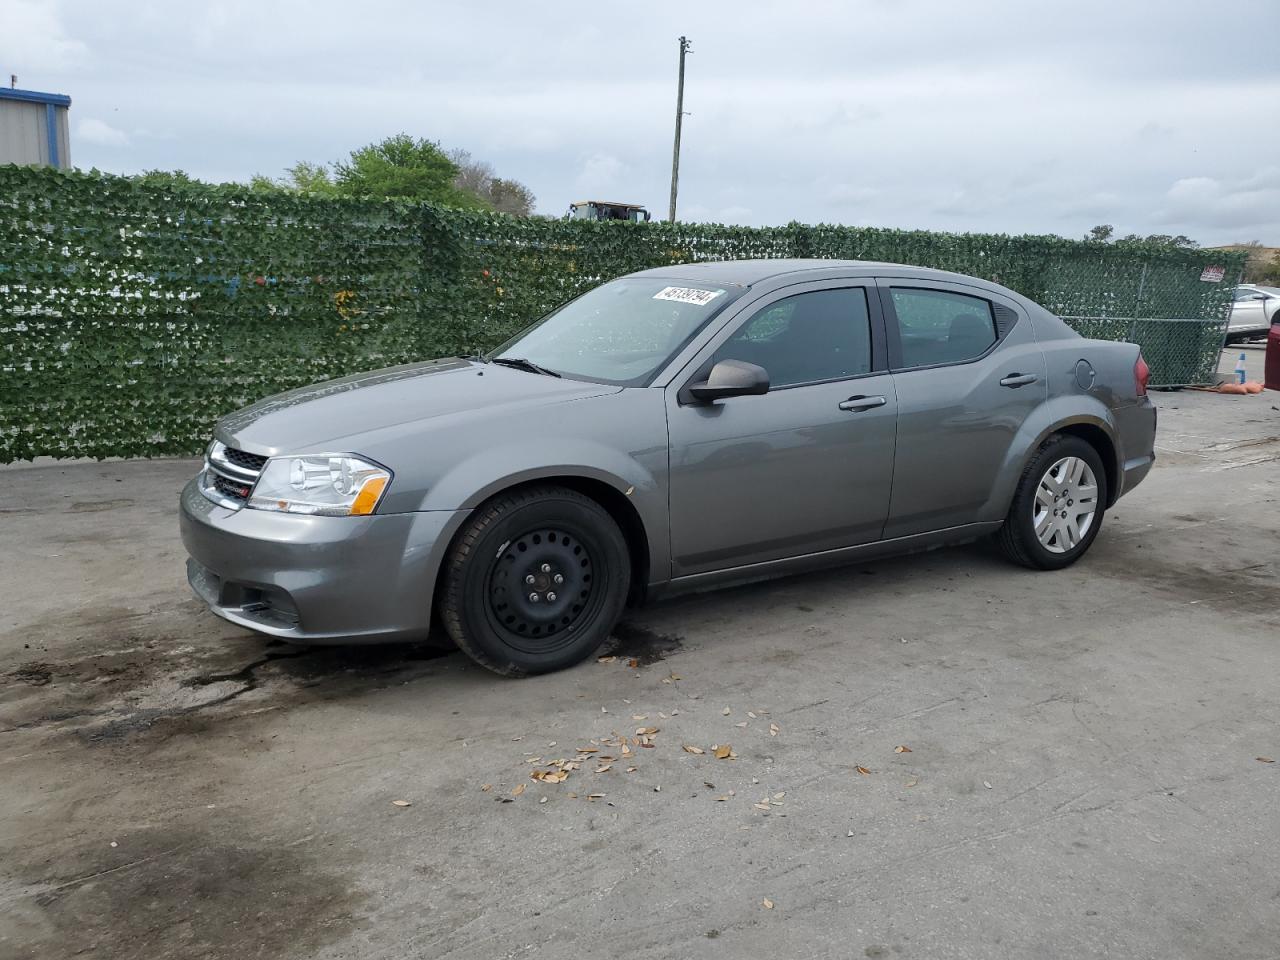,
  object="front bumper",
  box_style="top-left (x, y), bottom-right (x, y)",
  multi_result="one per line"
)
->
top-left (179, 477), bottom-right (465, 643)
